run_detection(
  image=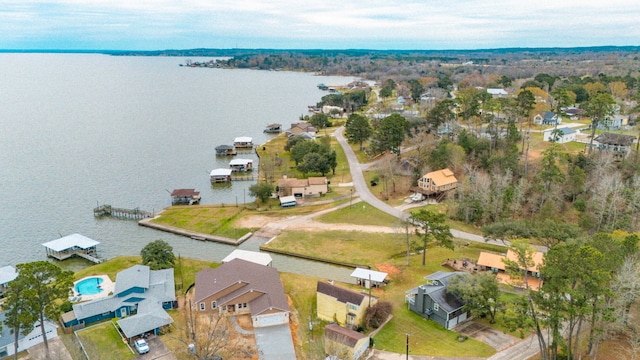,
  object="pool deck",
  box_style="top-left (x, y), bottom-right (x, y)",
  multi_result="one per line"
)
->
top-left (71, 275), bottom-right (115, 302)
